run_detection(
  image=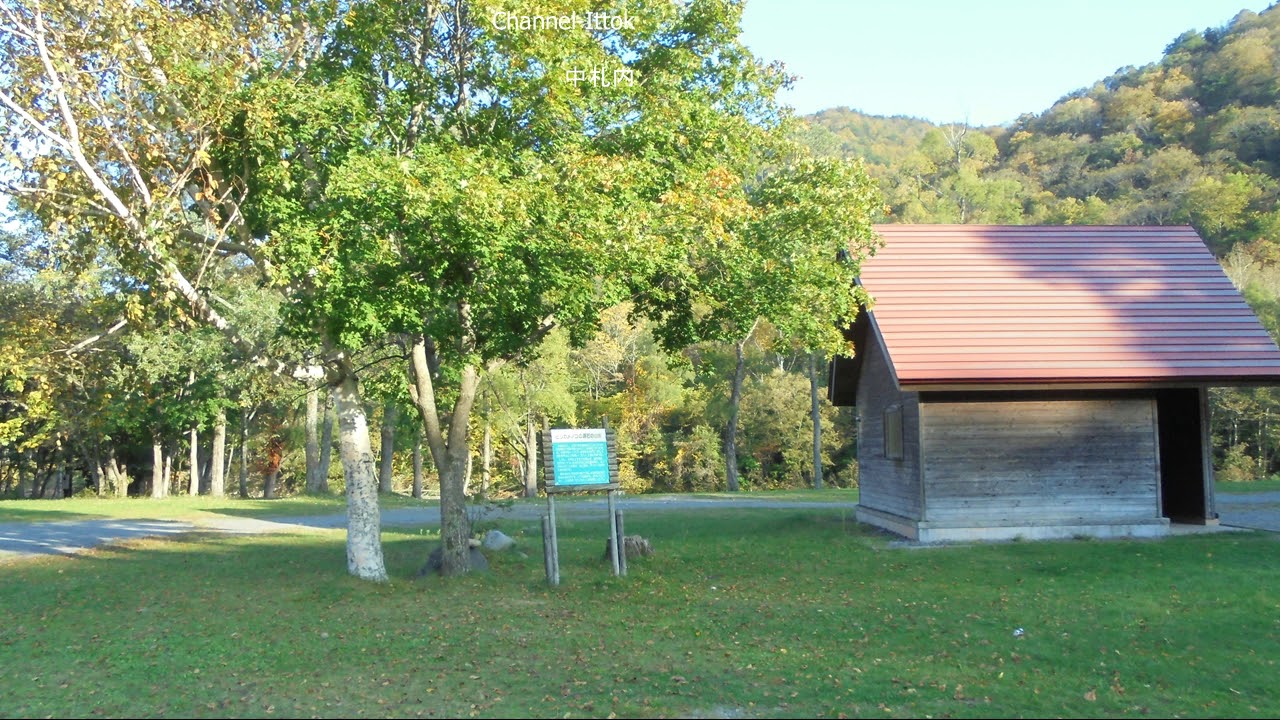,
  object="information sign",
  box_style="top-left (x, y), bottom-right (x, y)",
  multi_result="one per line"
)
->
top-left (543, 427), bottom-right (618, 492)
